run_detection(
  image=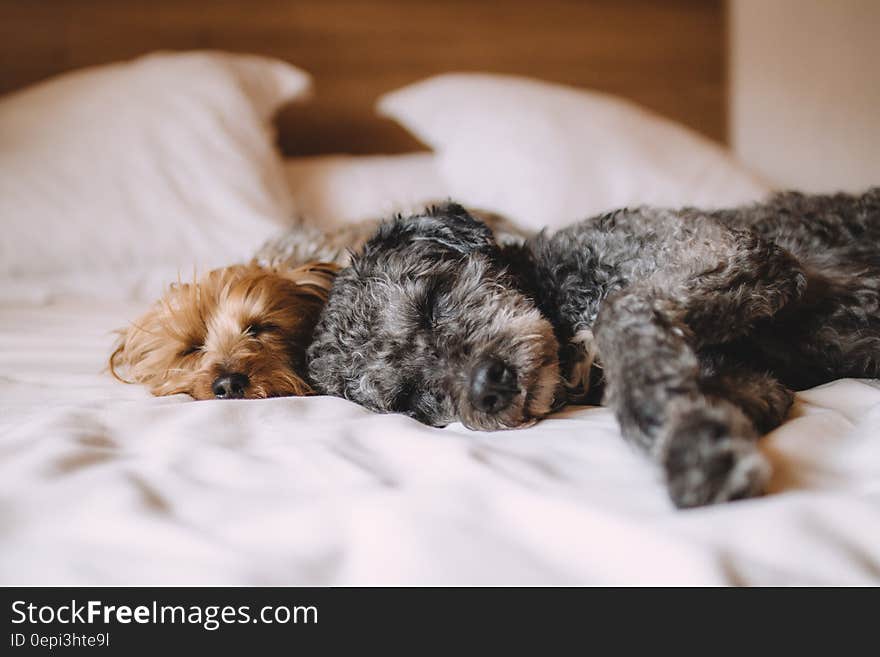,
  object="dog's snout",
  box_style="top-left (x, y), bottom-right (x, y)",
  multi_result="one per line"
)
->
top-left (469, 358), bottom-right (518, 414)
top-left (212, 373), bottom-right (249, 399)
